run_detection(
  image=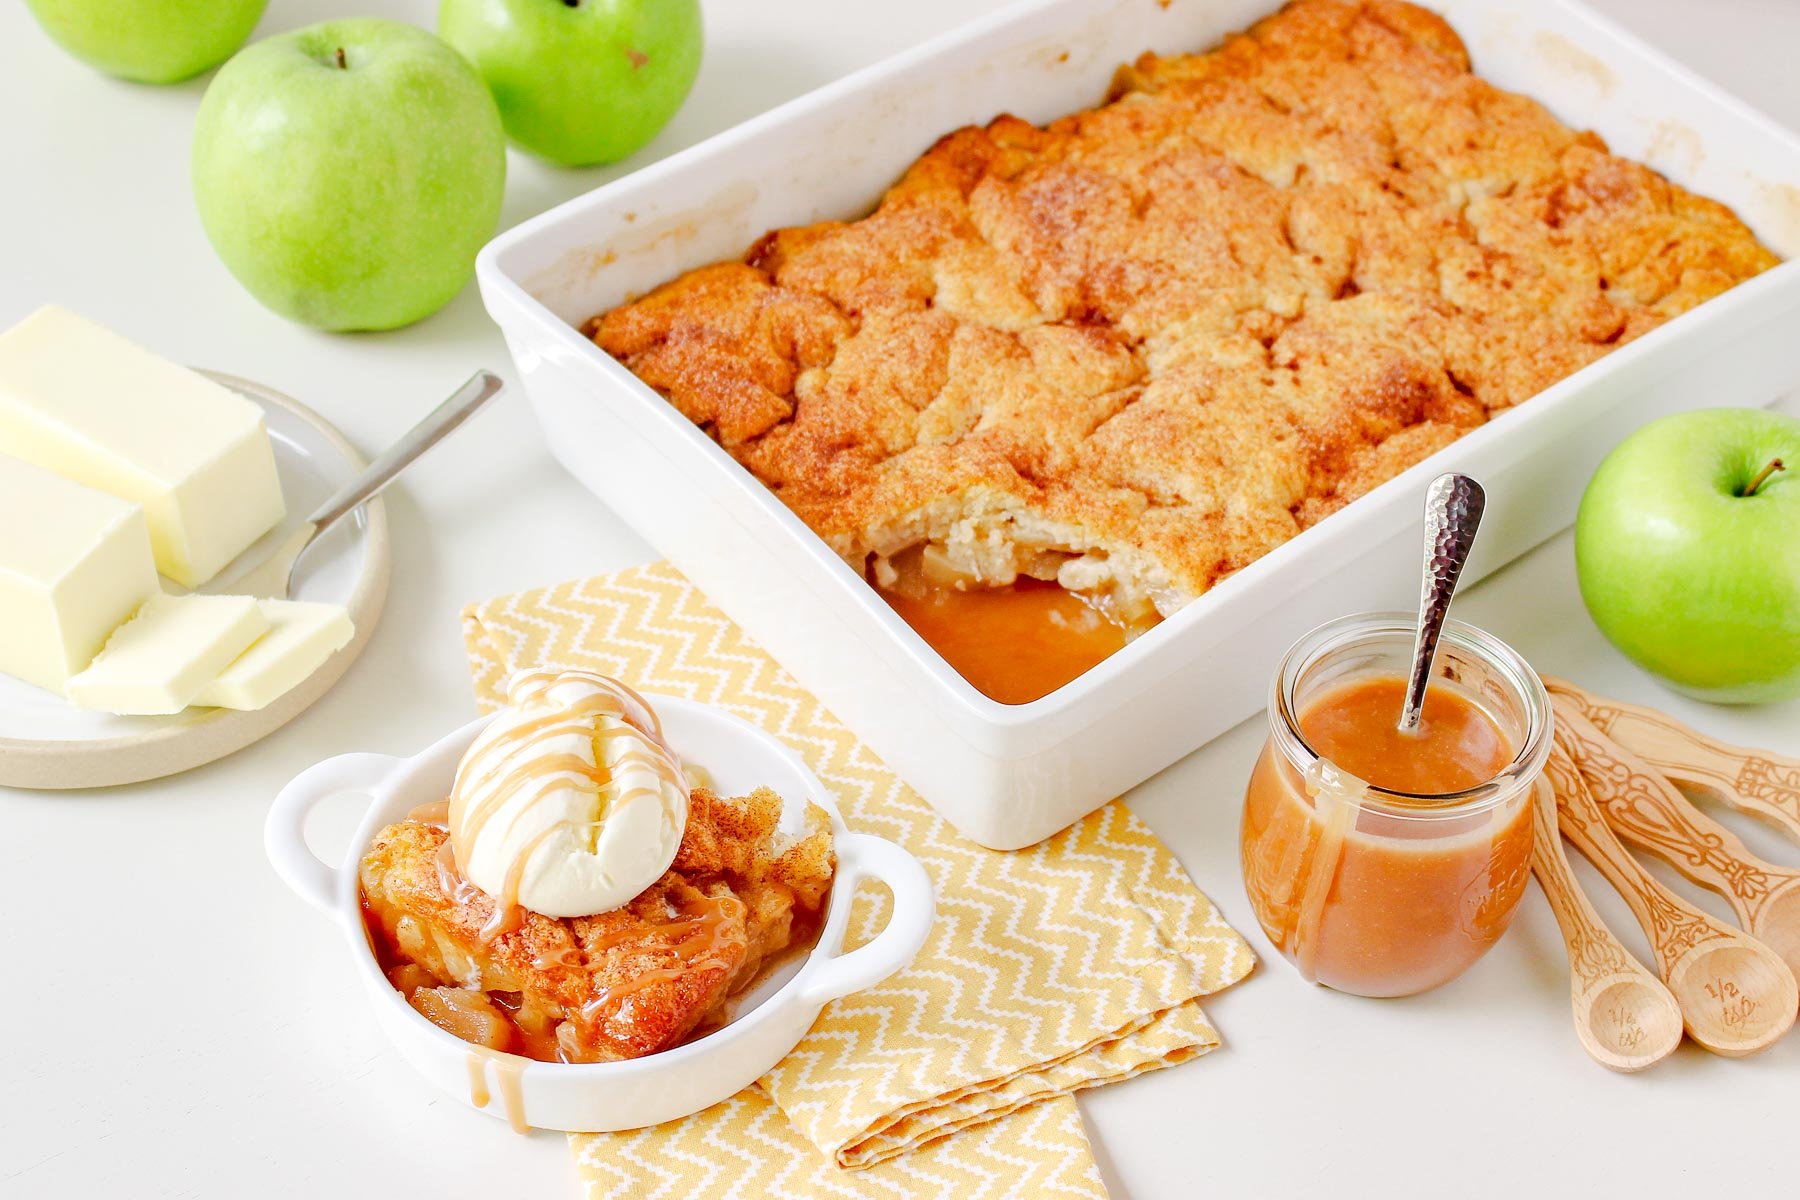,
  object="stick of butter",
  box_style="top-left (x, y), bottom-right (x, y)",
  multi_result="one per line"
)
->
top-left (194, 600), bottom-right (354, 711)
top-left (0, 452), bottom-right (160, 694)
top-left (0, 306), bottom-right (286, 588)
top-left (67, 593), bottom-right (270, 715)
